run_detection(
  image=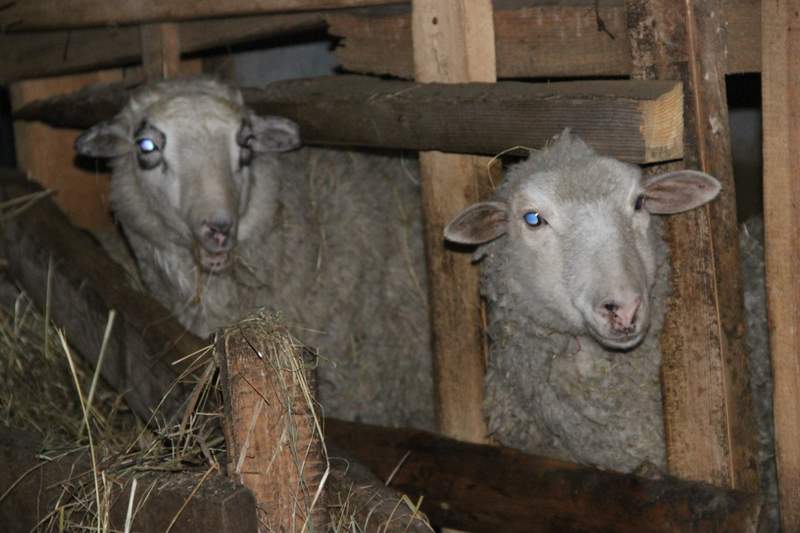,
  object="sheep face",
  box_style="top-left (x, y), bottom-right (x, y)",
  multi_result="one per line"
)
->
top-left (445, 136), bottom-right (720, 350)
top-left (75, 81), bottom-right (299, 274)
